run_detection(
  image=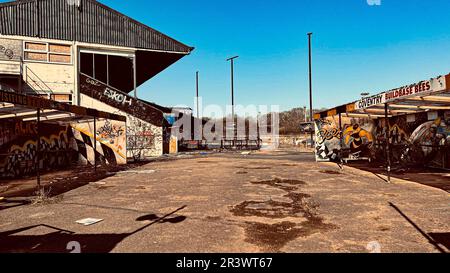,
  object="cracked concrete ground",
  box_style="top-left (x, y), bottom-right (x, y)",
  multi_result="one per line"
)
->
top-left (0, 149), bottom-right (448, 253)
